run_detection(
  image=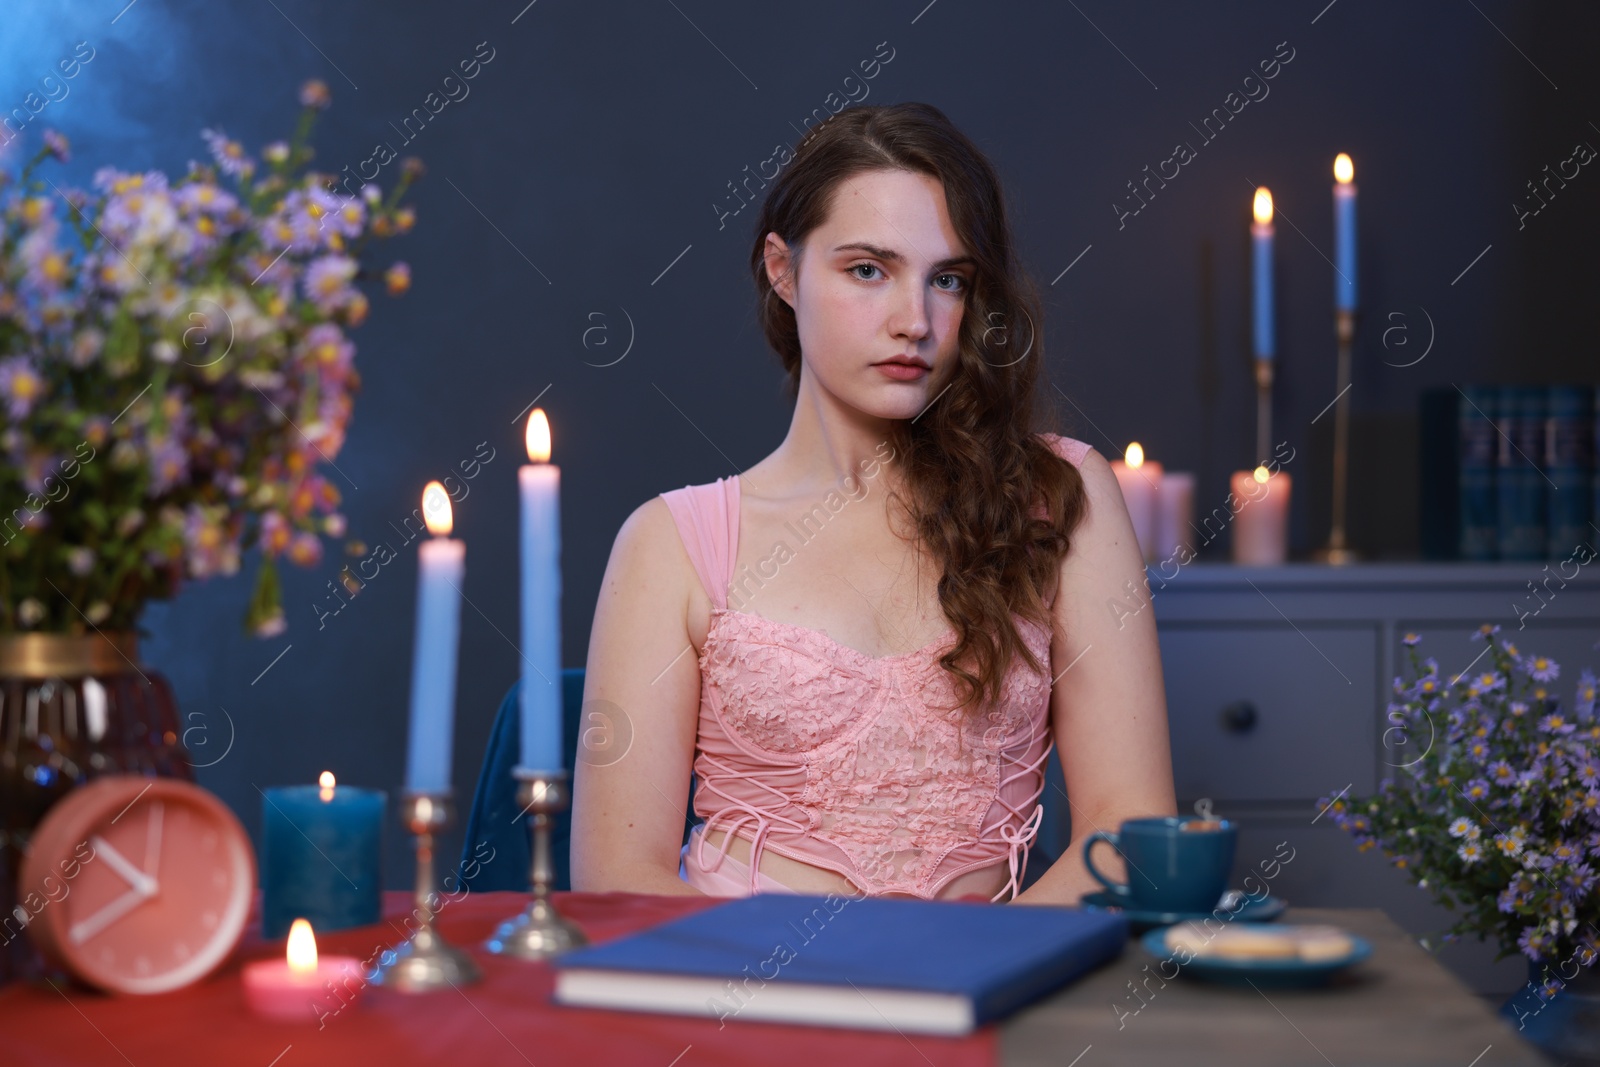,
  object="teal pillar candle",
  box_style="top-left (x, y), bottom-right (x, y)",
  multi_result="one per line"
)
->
top-left (261, 780), bottom-right (385, 939)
